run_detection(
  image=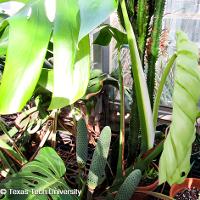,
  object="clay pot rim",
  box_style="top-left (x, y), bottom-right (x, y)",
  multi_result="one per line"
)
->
top-left (170, 178), bottom-right (200, 197)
